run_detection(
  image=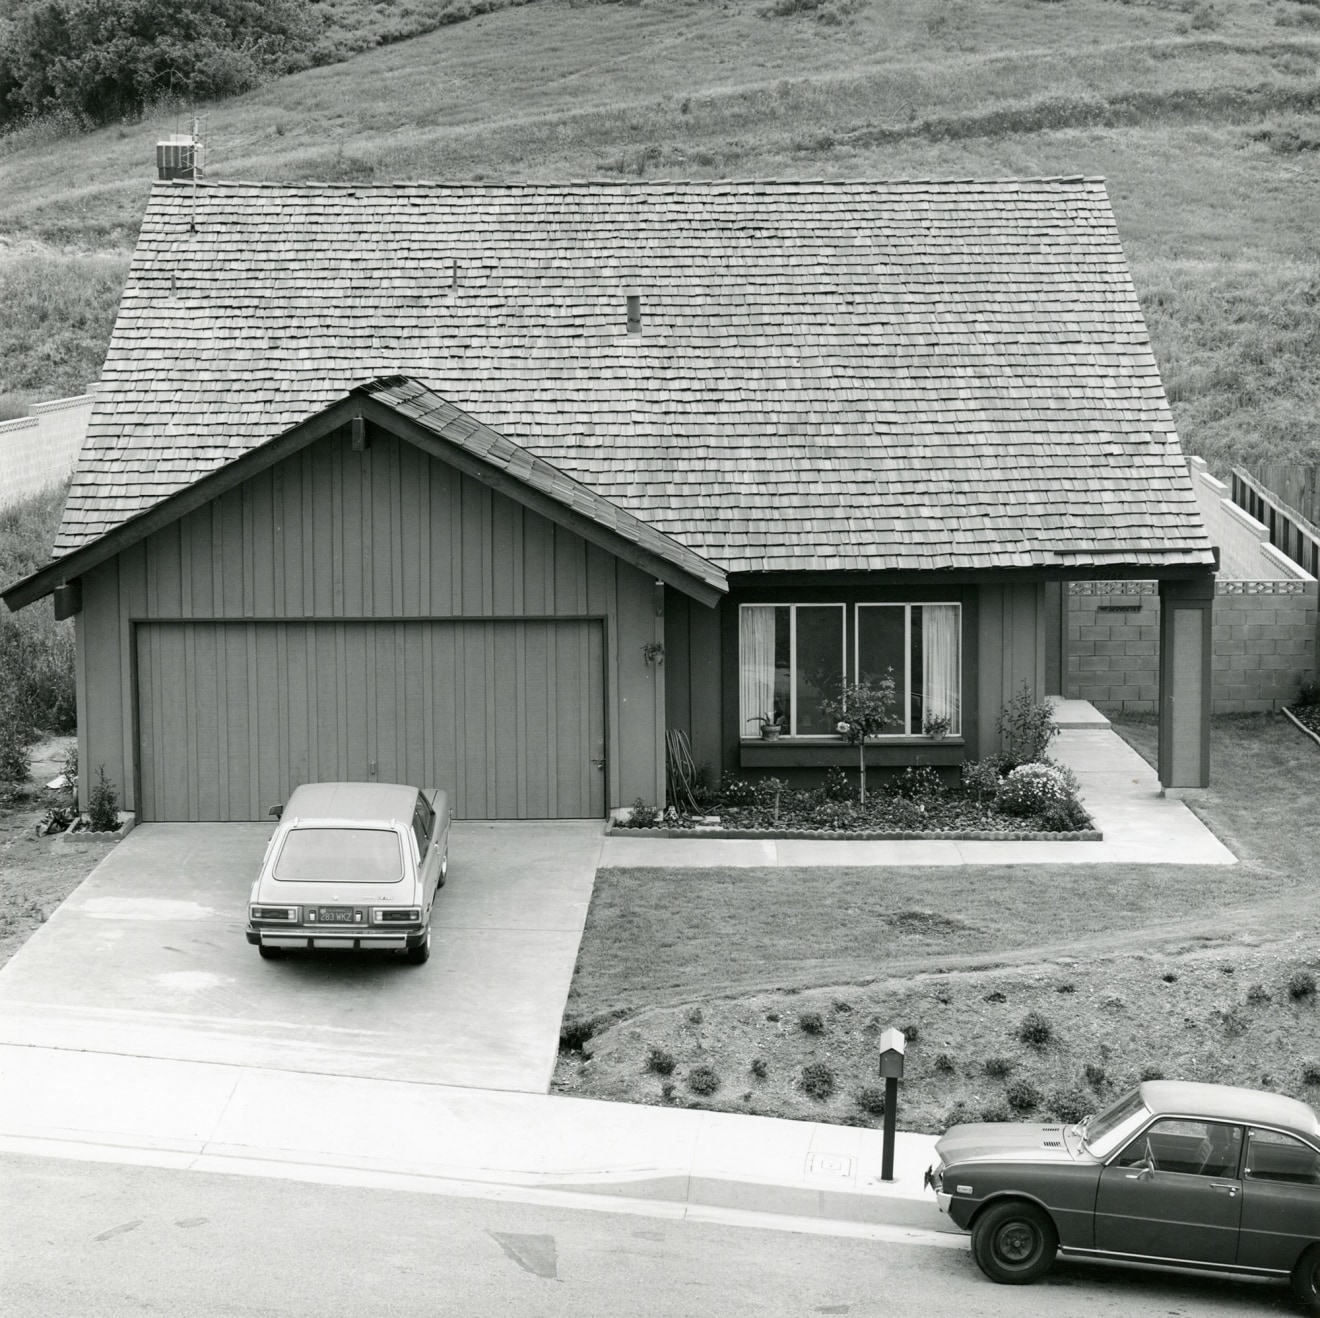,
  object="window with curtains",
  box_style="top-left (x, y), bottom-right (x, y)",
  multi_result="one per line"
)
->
top-left (856, 603), bottom-right (962, 736)
top-left (739, 605), bottom-right (844, 736)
